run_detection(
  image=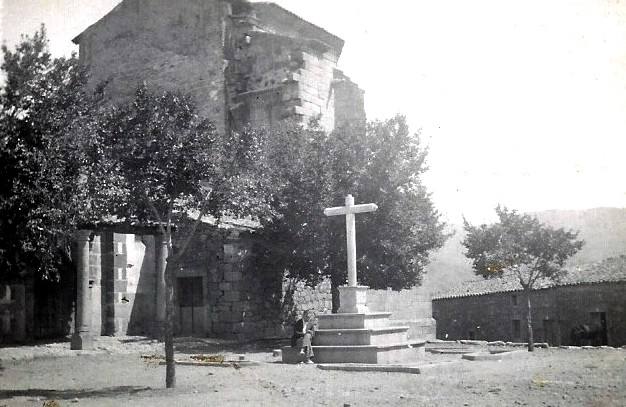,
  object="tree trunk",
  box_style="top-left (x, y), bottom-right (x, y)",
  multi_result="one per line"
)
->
top-left (526, 289), bottom-right (534, 352)
top-left (164, 259), bottom-right (176, 388)
top-left (163, 227), bottom-right (176, 388)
